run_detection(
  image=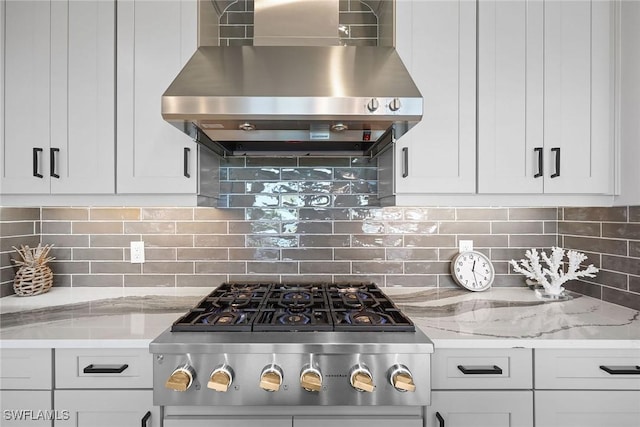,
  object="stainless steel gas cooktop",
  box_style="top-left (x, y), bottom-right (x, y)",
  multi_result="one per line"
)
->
top-left (150, 282), bottom-right (433, 409)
